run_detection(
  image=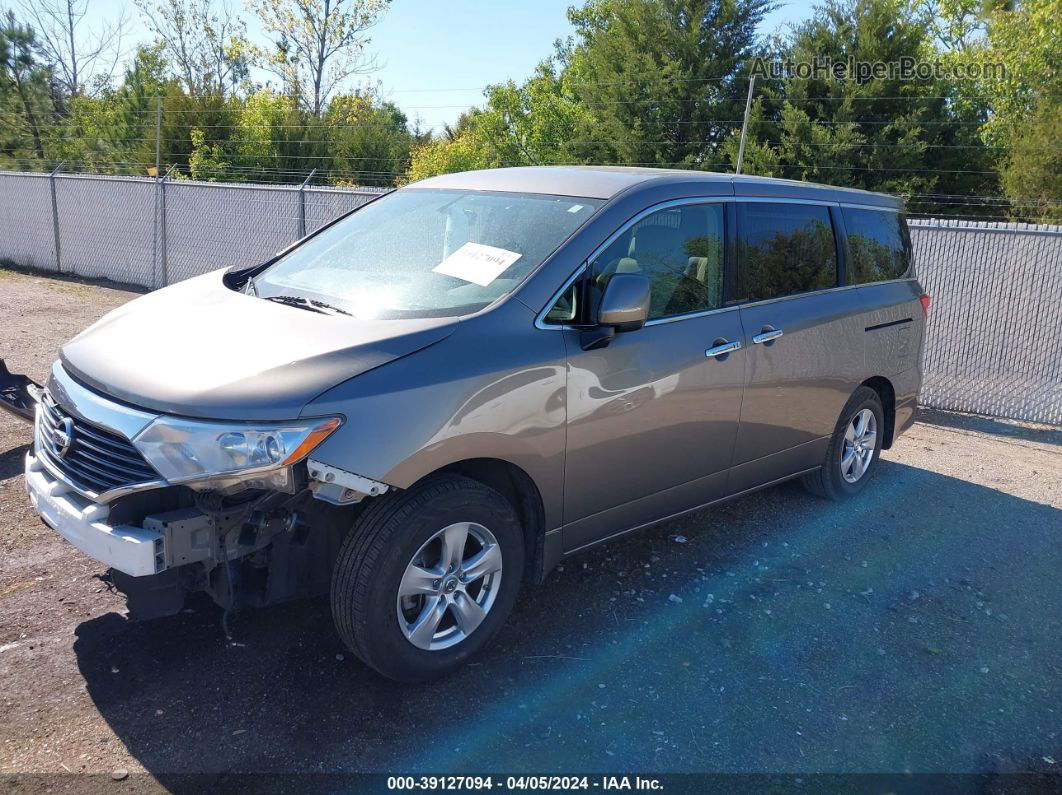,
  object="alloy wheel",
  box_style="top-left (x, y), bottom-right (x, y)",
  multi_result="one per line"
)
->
top-left (396, 522), bottom-right (503, 651)
top-left (840, 408), bottom-right (877, 484)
